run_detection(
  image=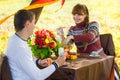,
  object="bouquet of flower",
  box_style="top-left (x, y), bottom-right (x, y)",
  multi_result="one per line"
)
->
top-left (28, 29), bottom-right (60, 59)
